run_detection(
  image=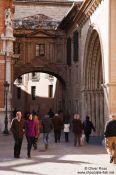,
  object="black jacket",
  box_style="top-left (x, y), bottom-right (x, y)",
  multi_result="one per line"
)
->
top-left (11, 118), bottom-right (25, 138)
top-left (104, 120), bottom-right (116, 138)
top-left (83, 120), bottom-right (95, 134)
top-left (42, 117), bottom-right (53, 133)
